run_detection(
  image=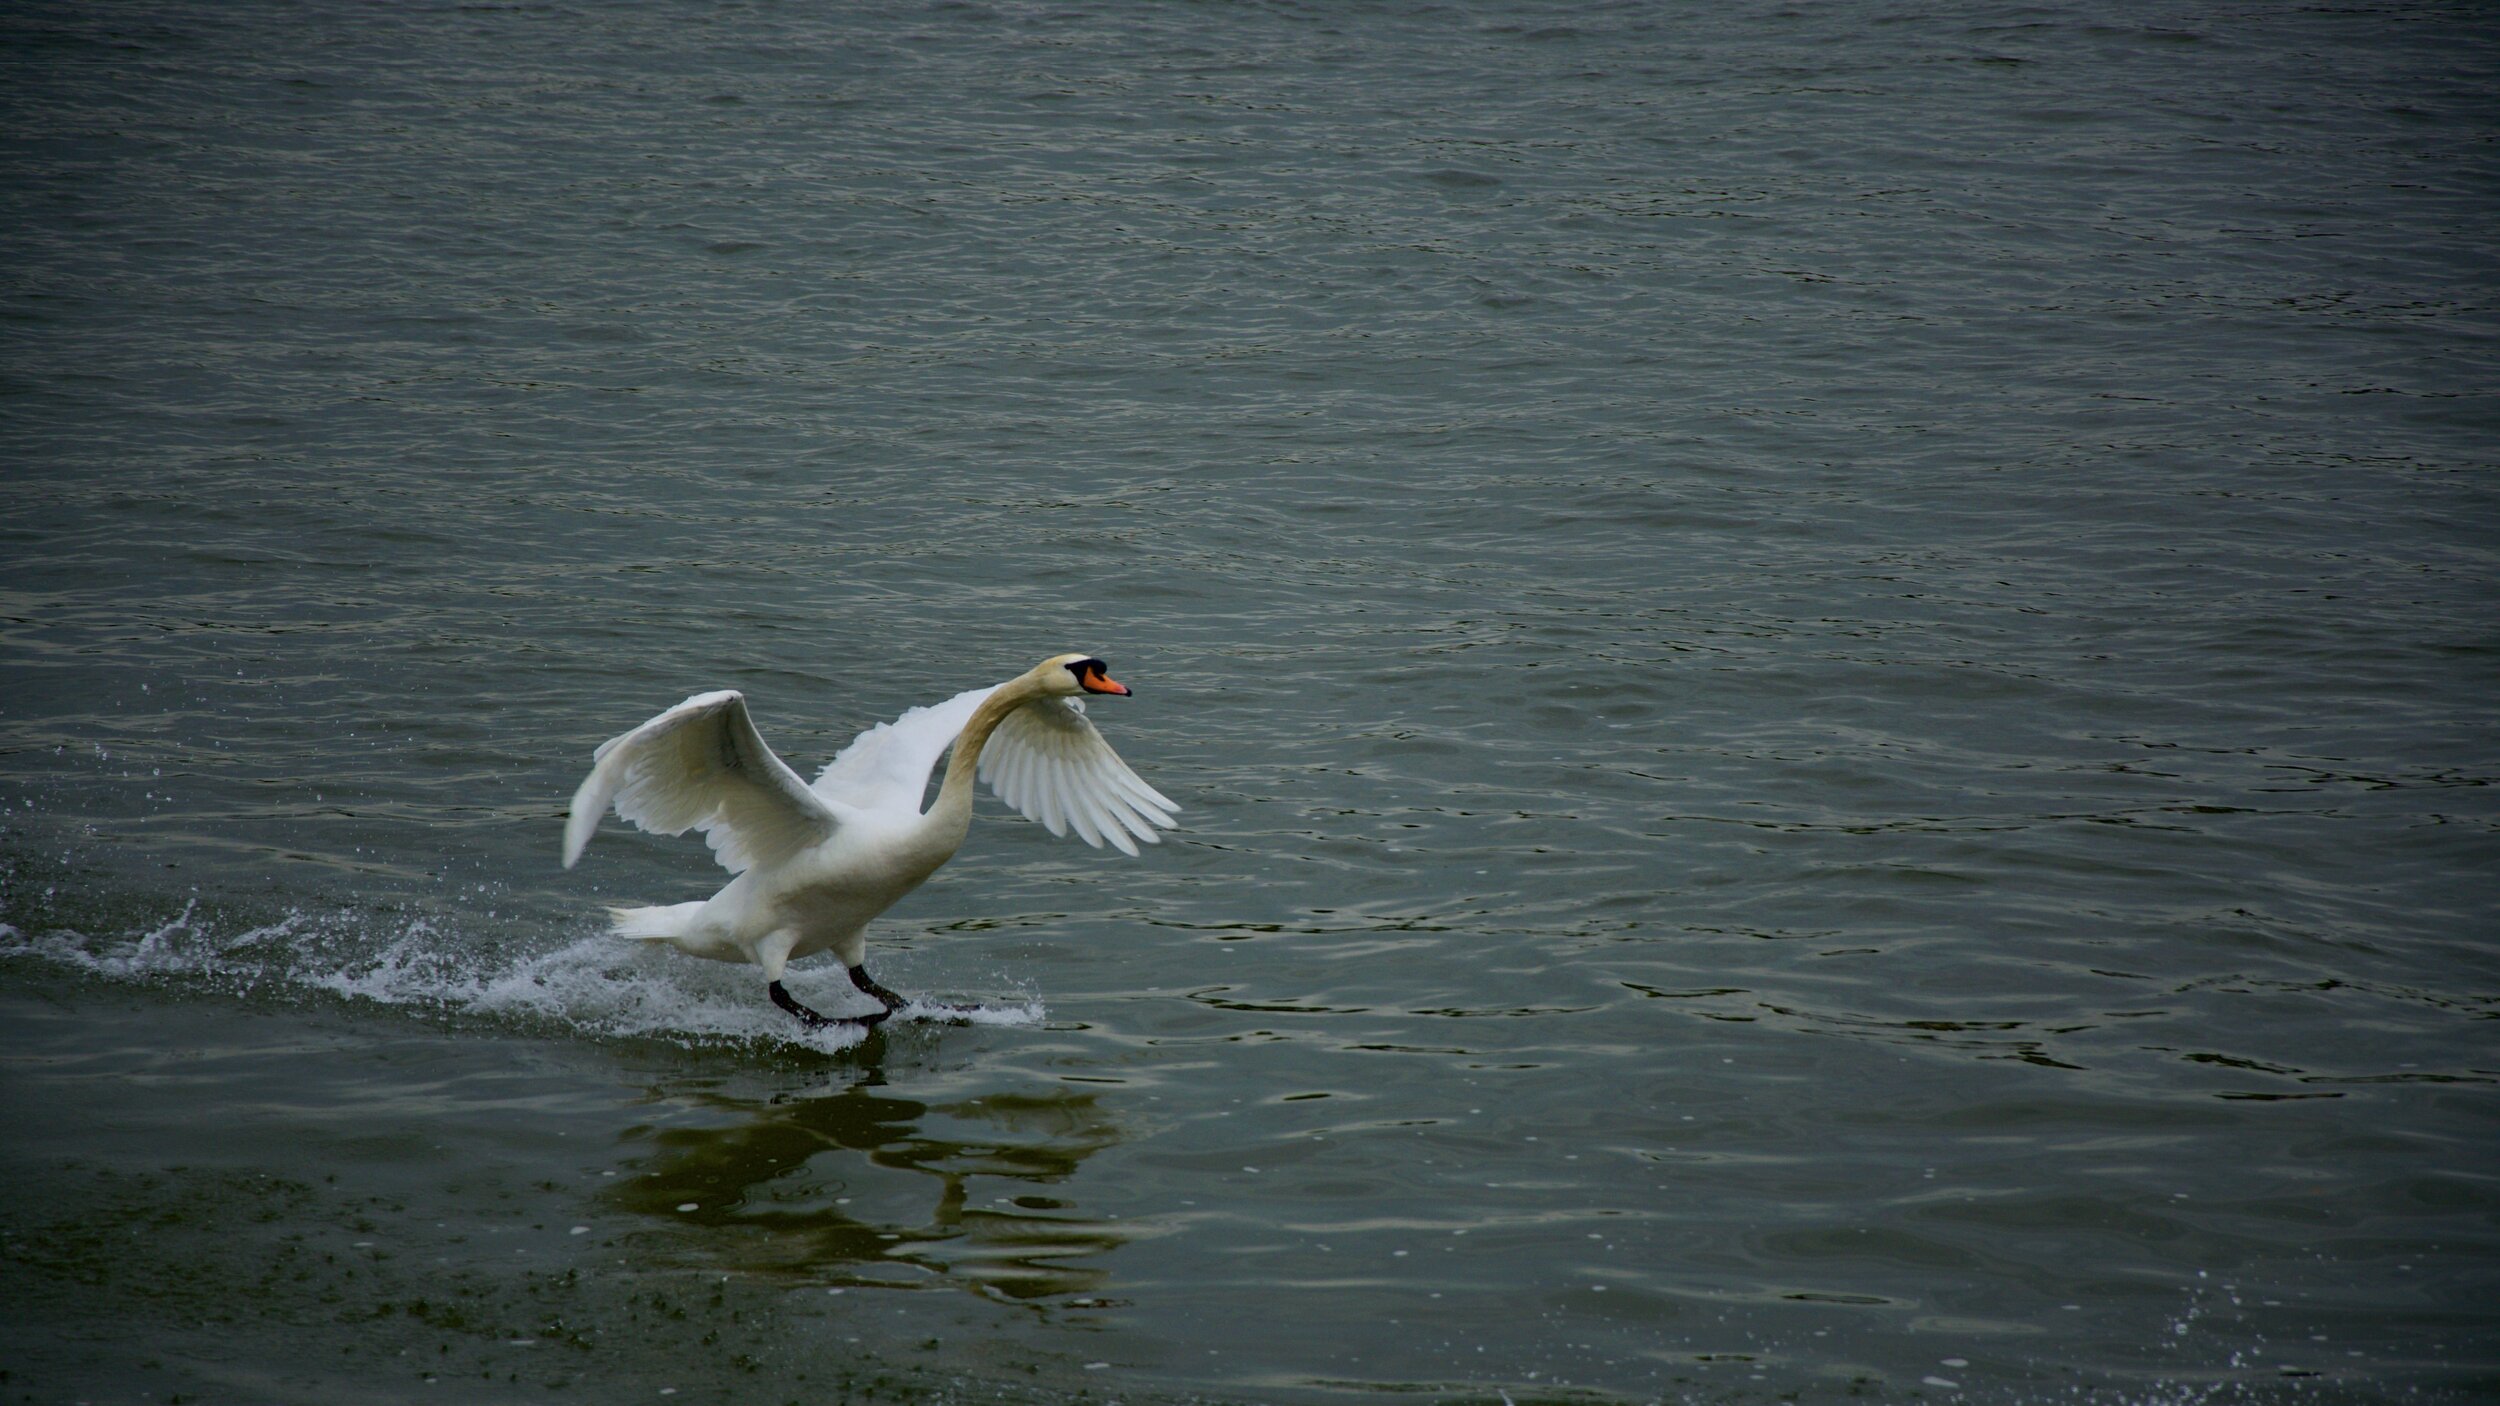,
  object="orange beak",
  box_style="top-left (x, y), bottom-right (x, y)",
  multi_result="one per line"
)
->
top-left (1082, 667), bottom-right (1131, 696)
